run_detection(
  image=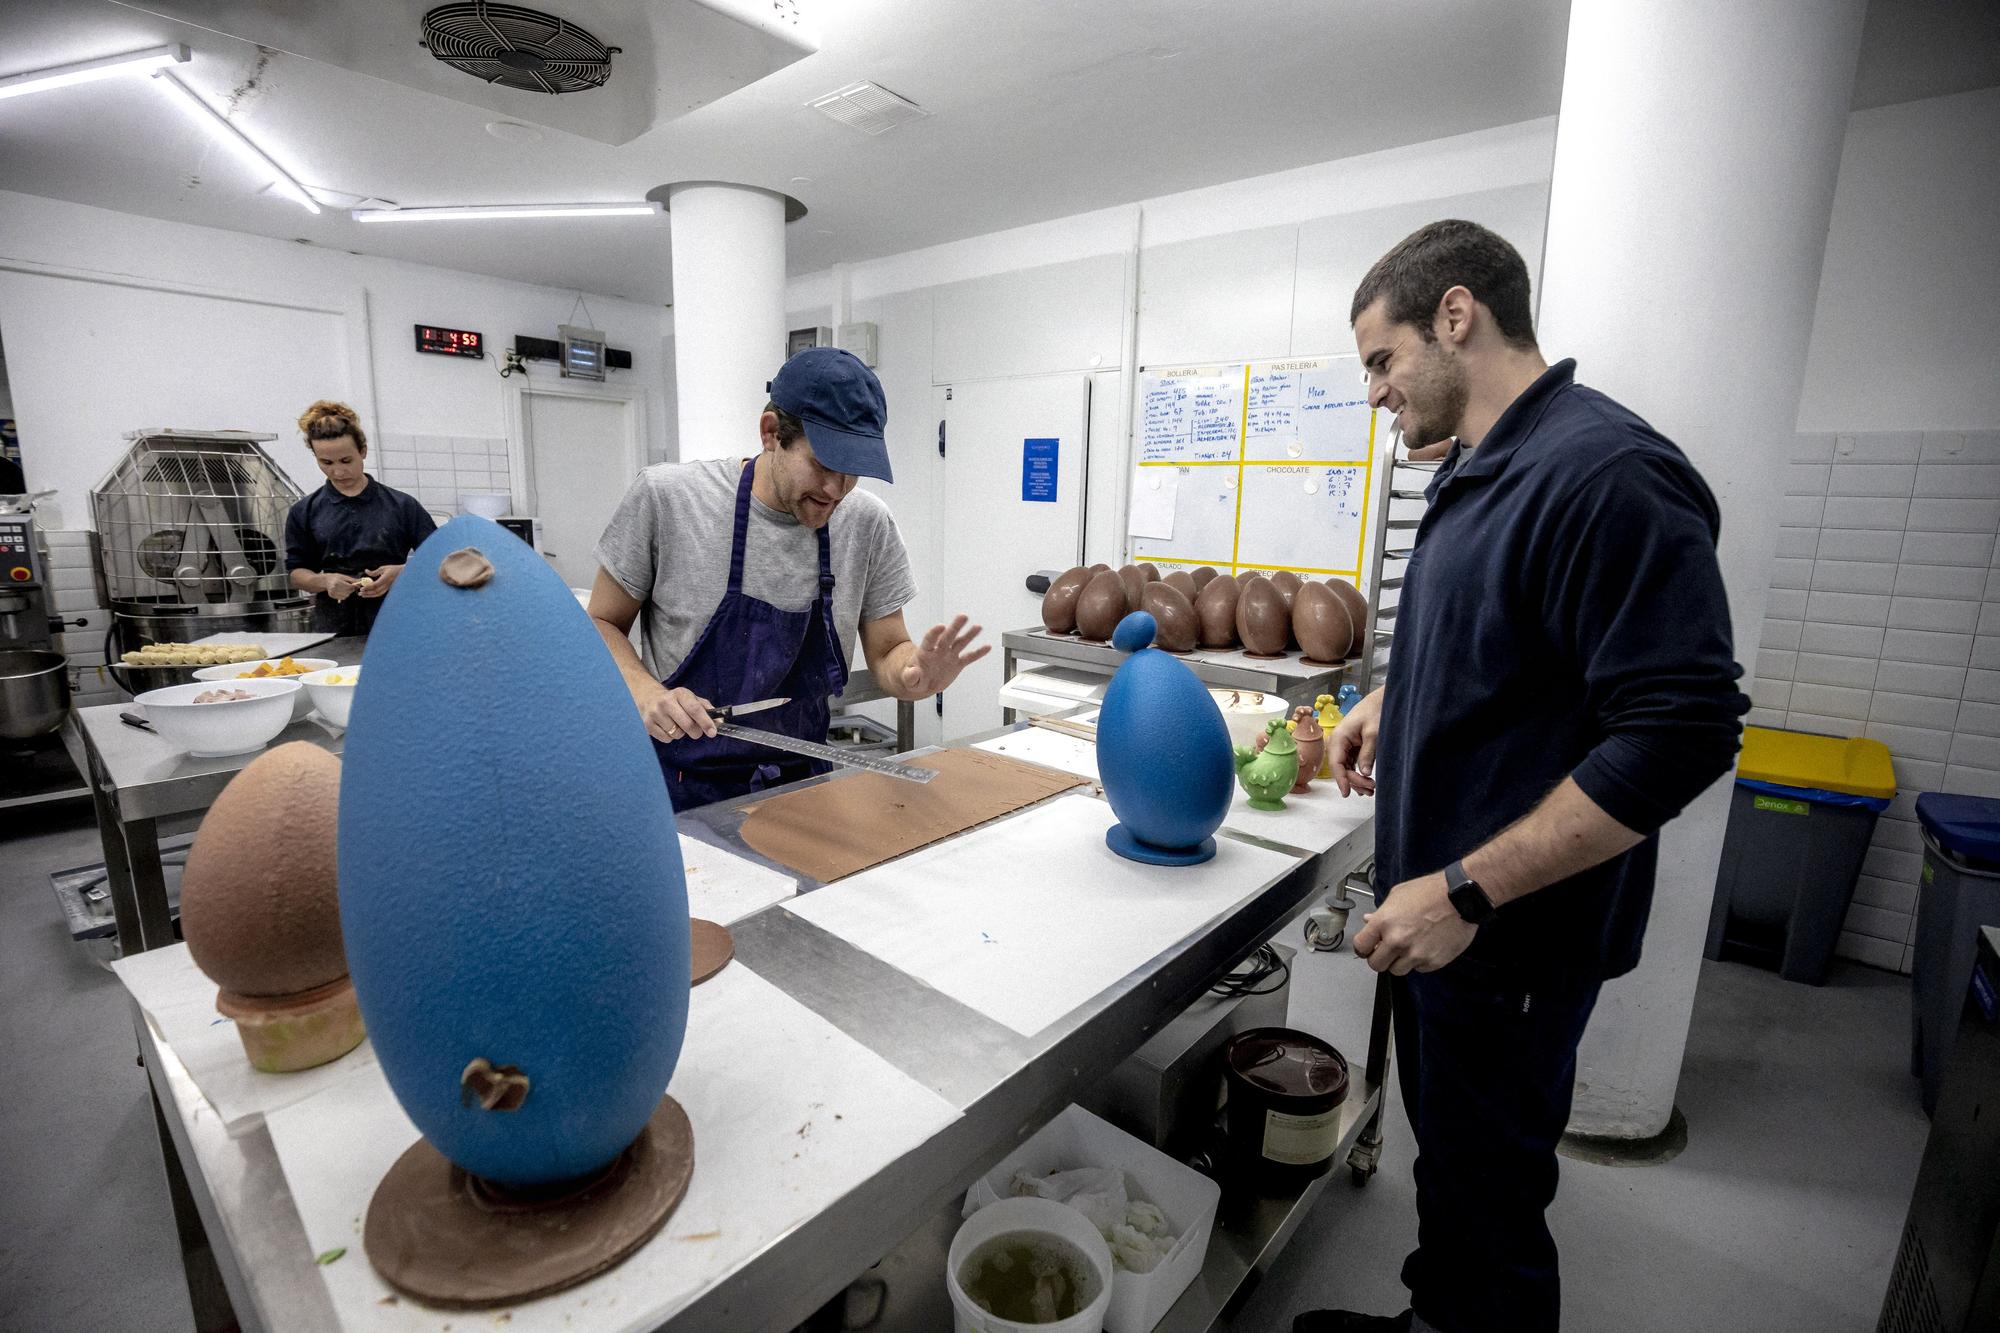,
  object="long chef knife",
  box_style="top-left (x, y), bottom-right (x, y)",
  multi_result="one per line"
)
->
top-left (712, 719), bottom-right (939, 785)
